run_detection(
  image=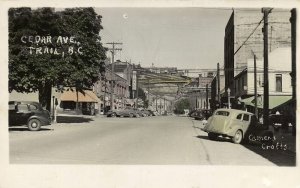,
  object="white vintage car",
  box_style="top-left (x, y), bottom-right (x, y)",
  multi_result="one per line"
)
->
top-left (201, 108), bottom-right (273, 144)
